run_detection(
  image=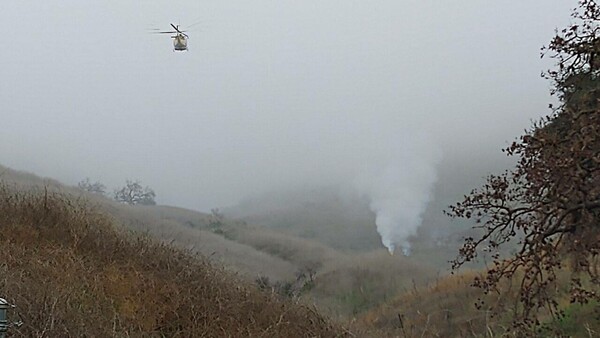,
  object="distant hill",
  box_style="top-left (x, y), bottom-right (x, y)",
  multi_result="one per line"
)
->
top-left (227, 186), bottom-right (383, 252)
top-left (224, 153), bottom-right (512, 271)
